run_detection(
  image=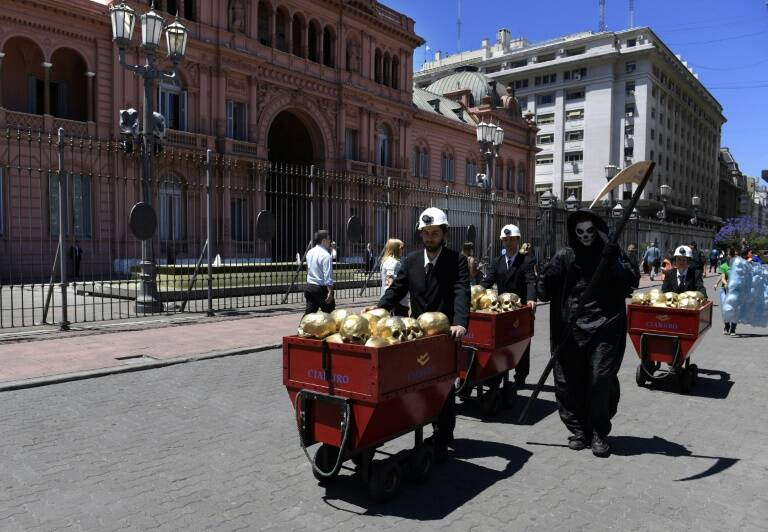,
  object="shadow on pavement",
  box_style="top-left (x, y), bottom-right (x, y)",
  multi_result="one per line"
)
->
top-left (321, 438), bottom-right (532, 519)
top-left (610, 435), bottom-right (739, 481)
top-left (643, 367), bottom-right (734, 399)
top-left (455, 385), bottom-right (559, 426)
